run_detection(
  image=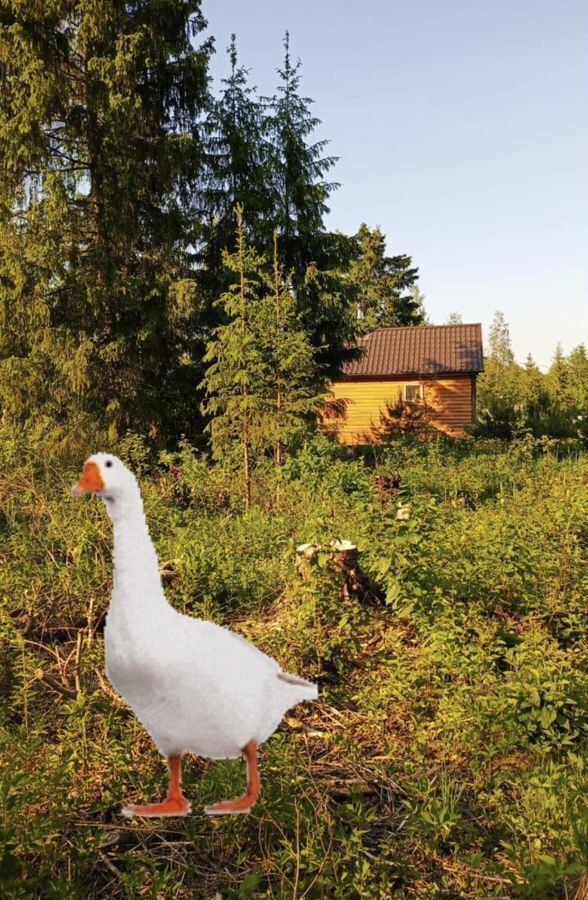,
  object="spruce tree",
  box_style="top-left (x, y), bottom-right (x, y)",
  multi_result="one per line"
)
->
top-left (567, 344), bottom-right (588, 412)
top-left (258, 231), bottom-right (324, 470)
top-left (0, 0), bottom-right (211, 451)
top-left (265, 32), bottom-right (338, 271)
top-left (522, 354), bottom-right (544, 405)
top-left (200, 206), bottom-right (265, 507)
top-left (200, 211), bottom-right (322, 507)
top-left (350, 224), bottom-right (423, 333)
top-left (198, 35), bottom-right (274, 301)
top-left (411, 285), bottom-right (429, 324)
top-left (546, 343), bottom-right (572, 410)
top-left (265, 32), bottom-right (357, 377)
